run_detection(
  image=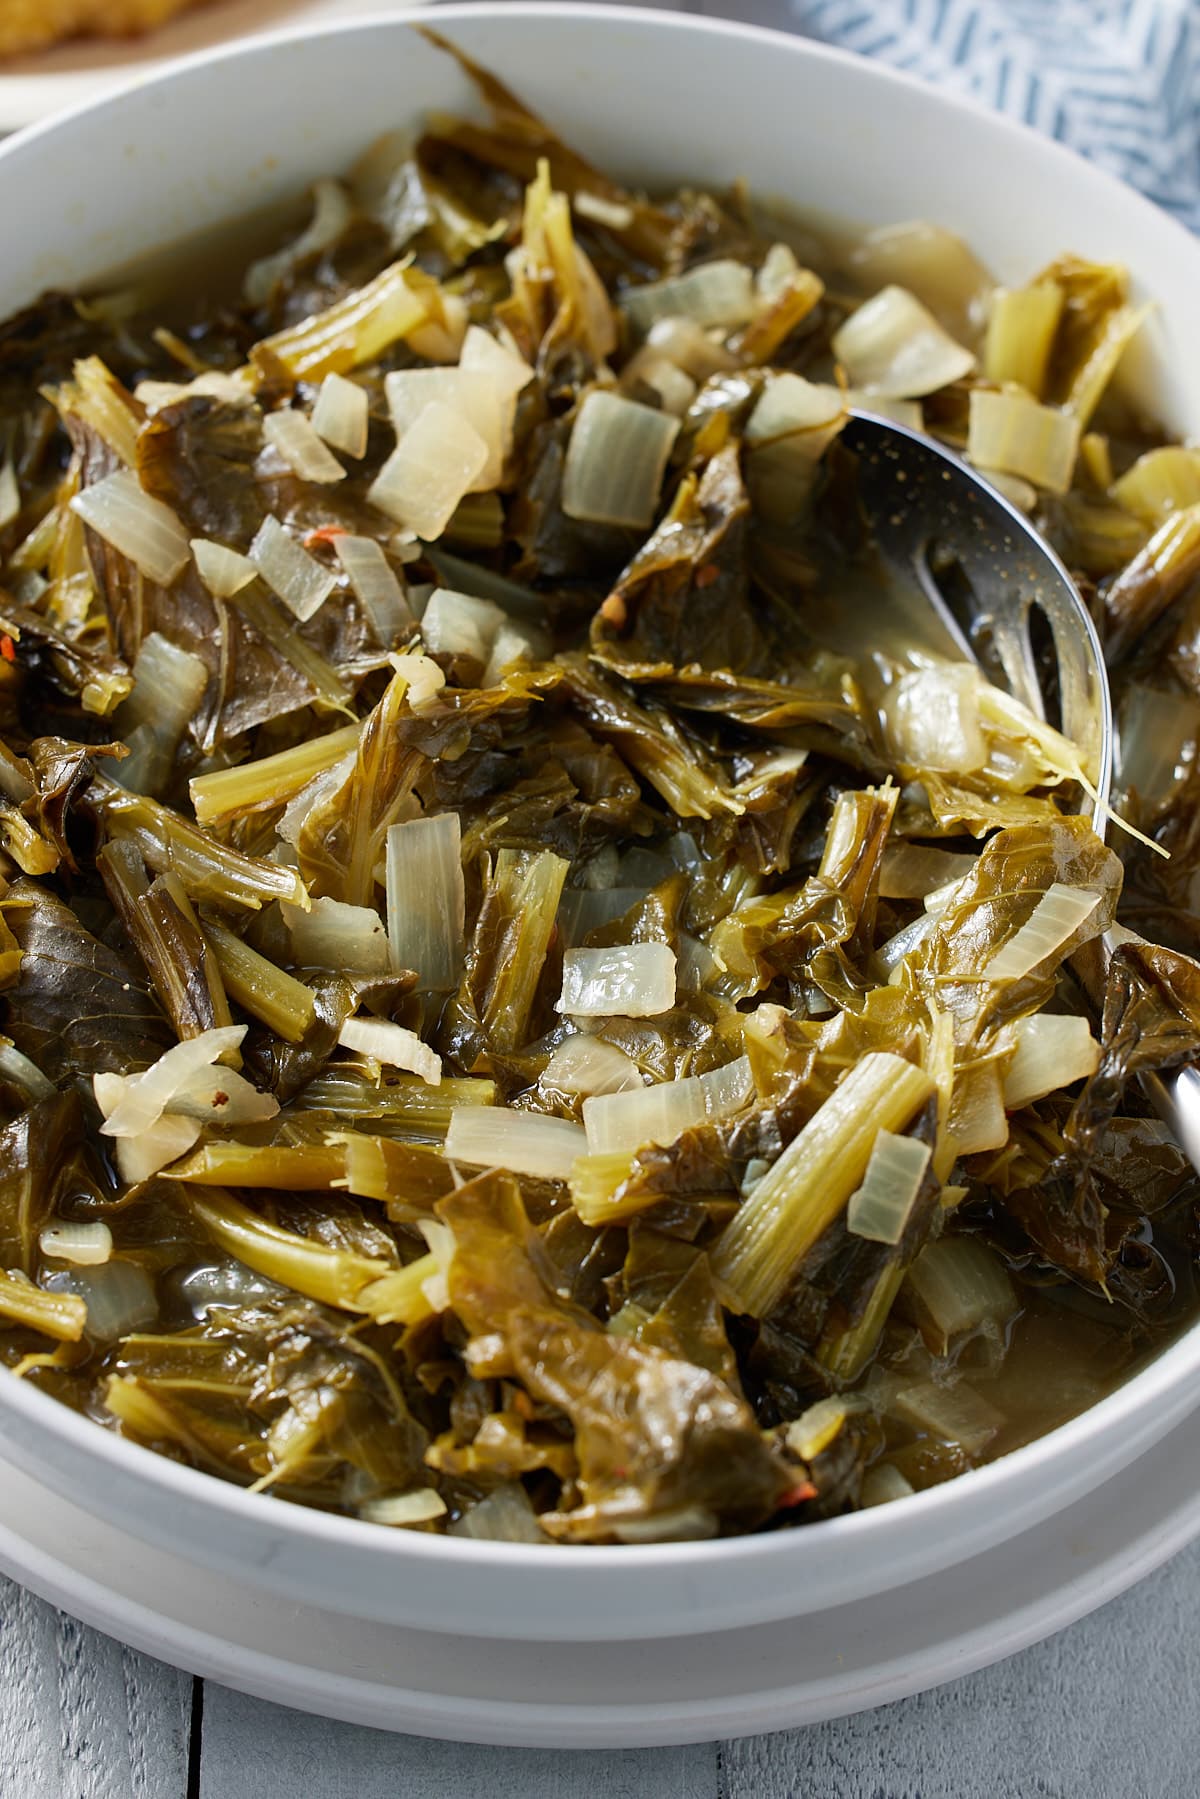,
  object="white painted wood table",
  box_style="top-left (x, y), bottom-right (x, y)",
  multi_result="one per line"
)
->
top-left (2, 1538), bottom-right (1198, 1797)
